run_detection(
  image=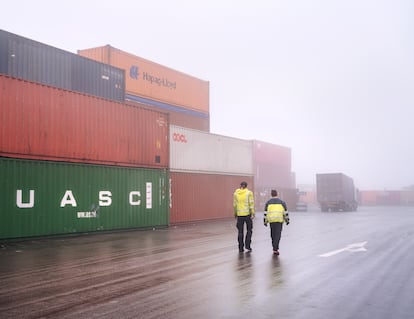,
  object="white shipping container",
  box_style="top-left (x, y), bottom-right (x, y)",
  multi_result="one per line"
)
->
top-left (170, 125), bottom-right (253, 175)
